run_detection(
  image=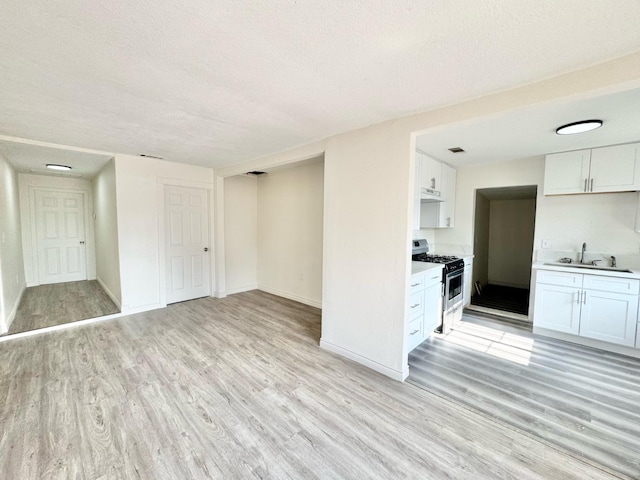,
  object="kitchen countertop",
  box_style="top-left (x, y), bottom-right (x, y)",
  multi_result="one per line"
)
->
top-left (411, 262), bottom-right (444, 275)
top-left (532, 262), bottom-right (640, 279)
